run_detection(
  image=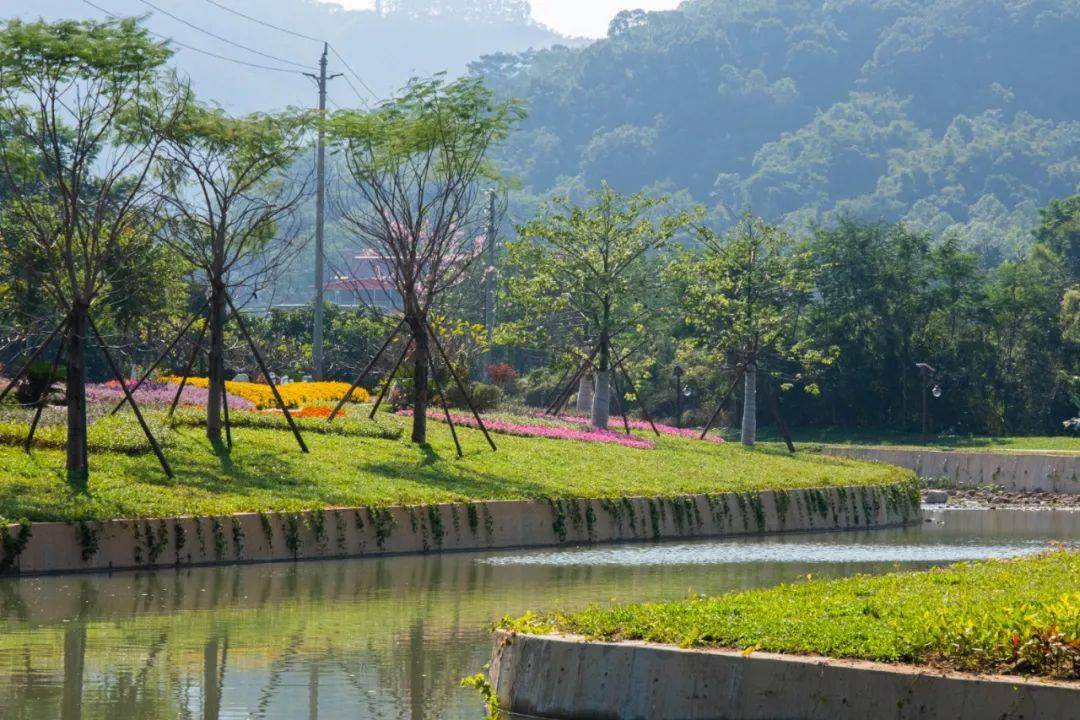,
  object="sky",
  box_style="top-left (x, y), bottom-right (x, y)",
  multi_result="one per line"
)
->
top-left (529, 0), bottom-right (682, 36)
top-left (330, 1), bottom-right (683, 37)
